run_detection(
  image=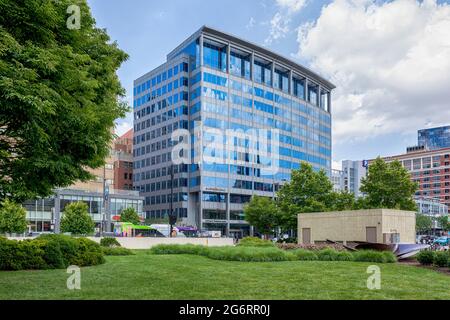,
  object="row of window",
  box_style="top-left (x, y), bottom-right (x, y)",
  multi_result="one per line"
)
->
top-left (134, 62), bottom-right (188, 96)
top-left (146, 208), bottom-right (188, 219)
top-left (201, 43), bottom-right (330, 109)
